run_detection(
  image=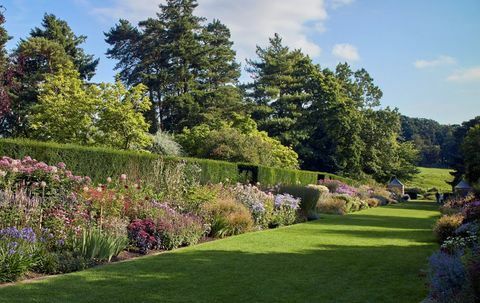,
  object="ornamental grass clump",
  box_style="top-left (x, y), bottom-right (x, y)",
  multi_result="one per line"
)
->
top-left (278, 185), bottom-right (324, 220)
top-left (316, 196), bottom-right (347, 215)
top-left (201, 196), bottom-right (254, 238)
top-left (74, 228), bottom-right (128, 262)
top-left (433, 214), bottom-right (464, 244)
